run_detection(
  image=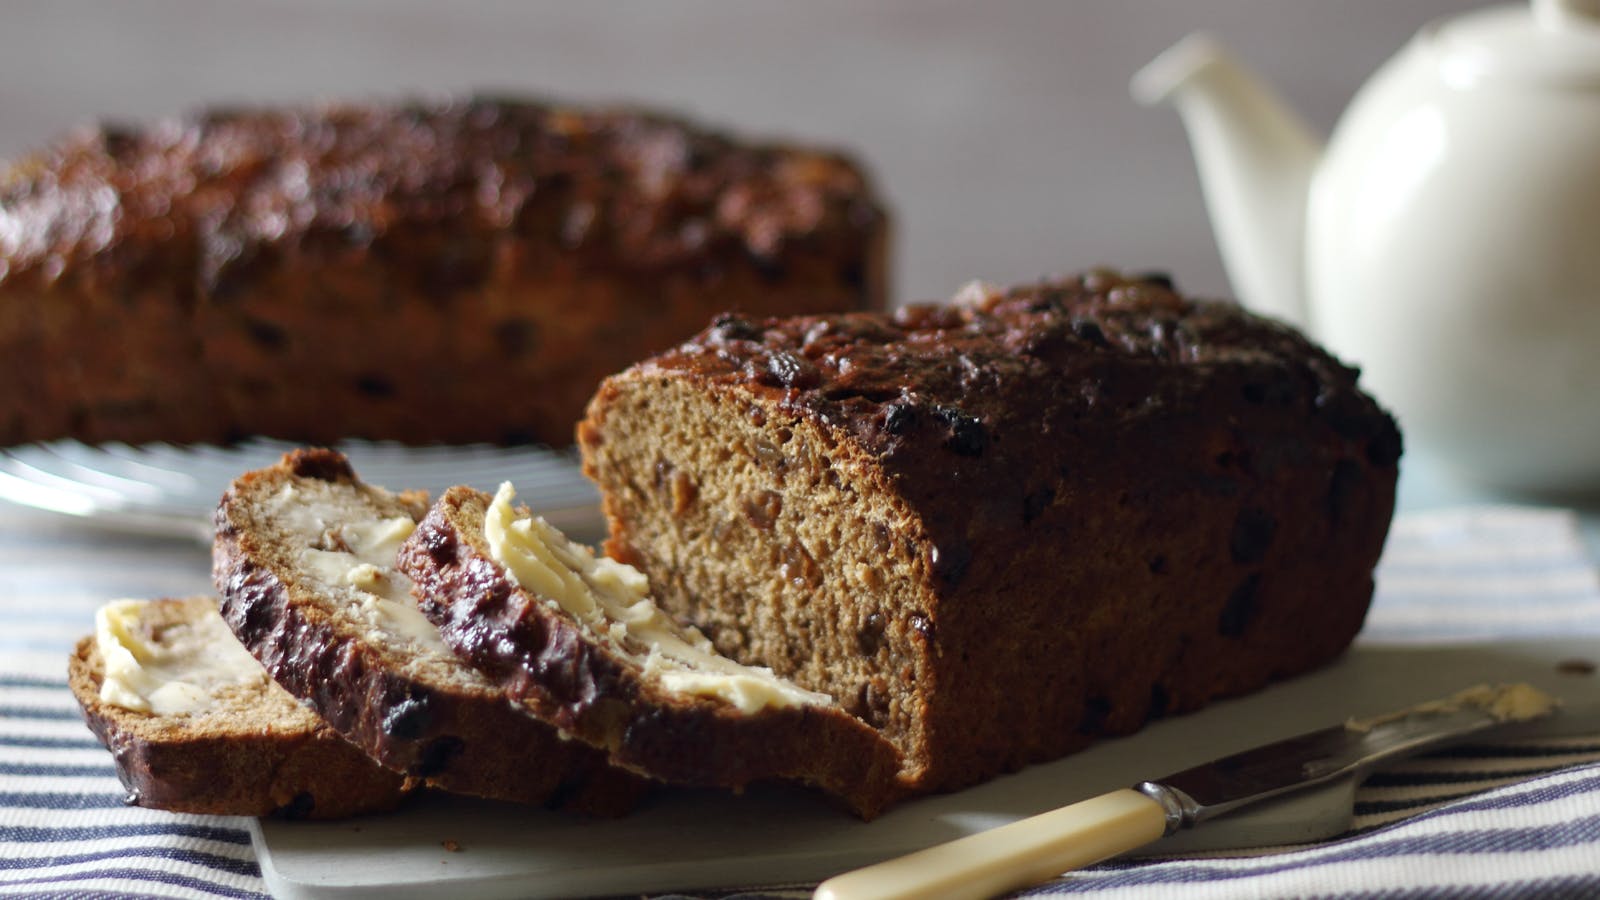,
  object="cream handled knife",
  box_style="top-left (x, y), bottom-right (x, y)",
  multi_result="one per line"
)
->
top-left (814, 683), bottom-right (1559, 900)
